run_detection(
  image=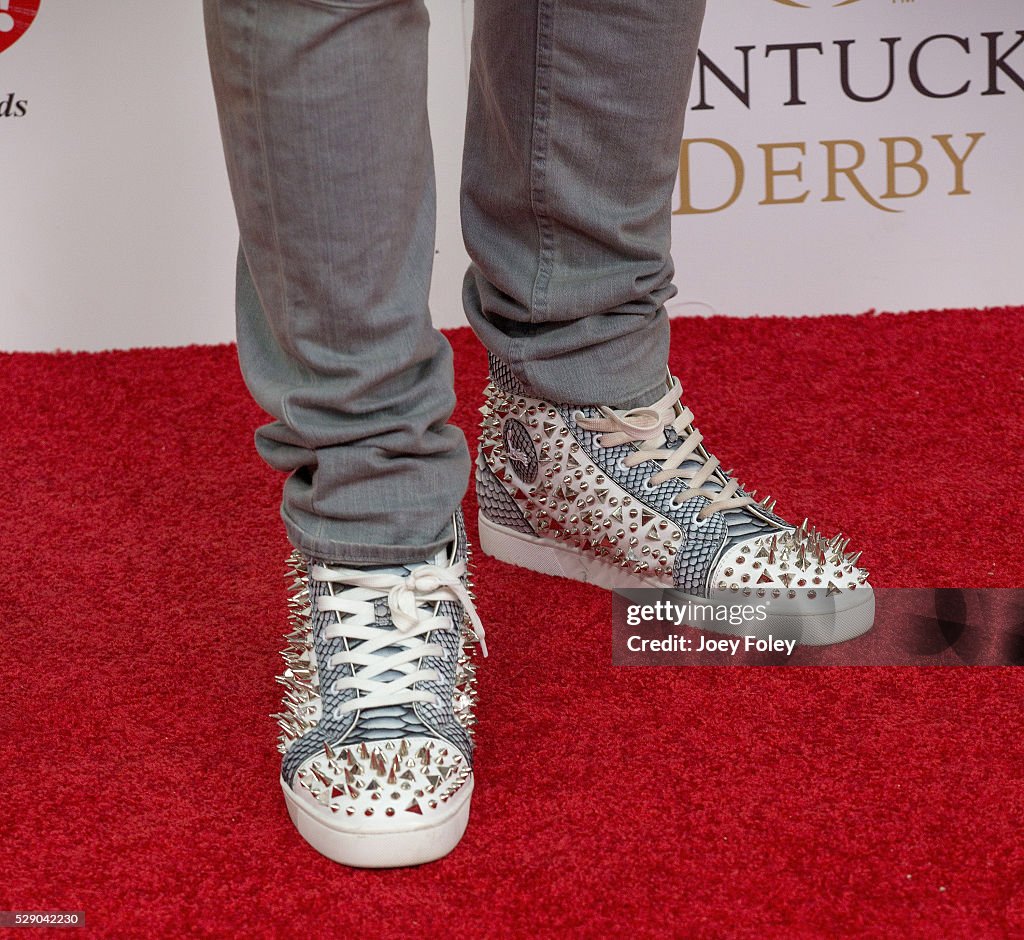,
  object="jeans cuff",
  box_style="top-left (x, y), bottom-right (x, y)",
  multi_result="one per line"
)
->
top-left (281, 505), bottom-right (453, 566)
